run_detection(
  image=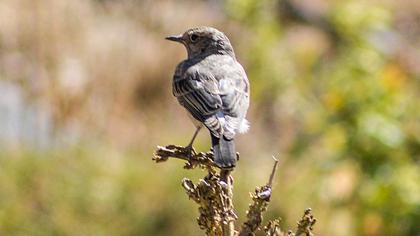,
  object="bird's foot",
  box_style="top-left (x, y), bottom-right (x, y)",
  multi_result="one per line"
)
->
top-left (184, 144), bottom-right (197, 158)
